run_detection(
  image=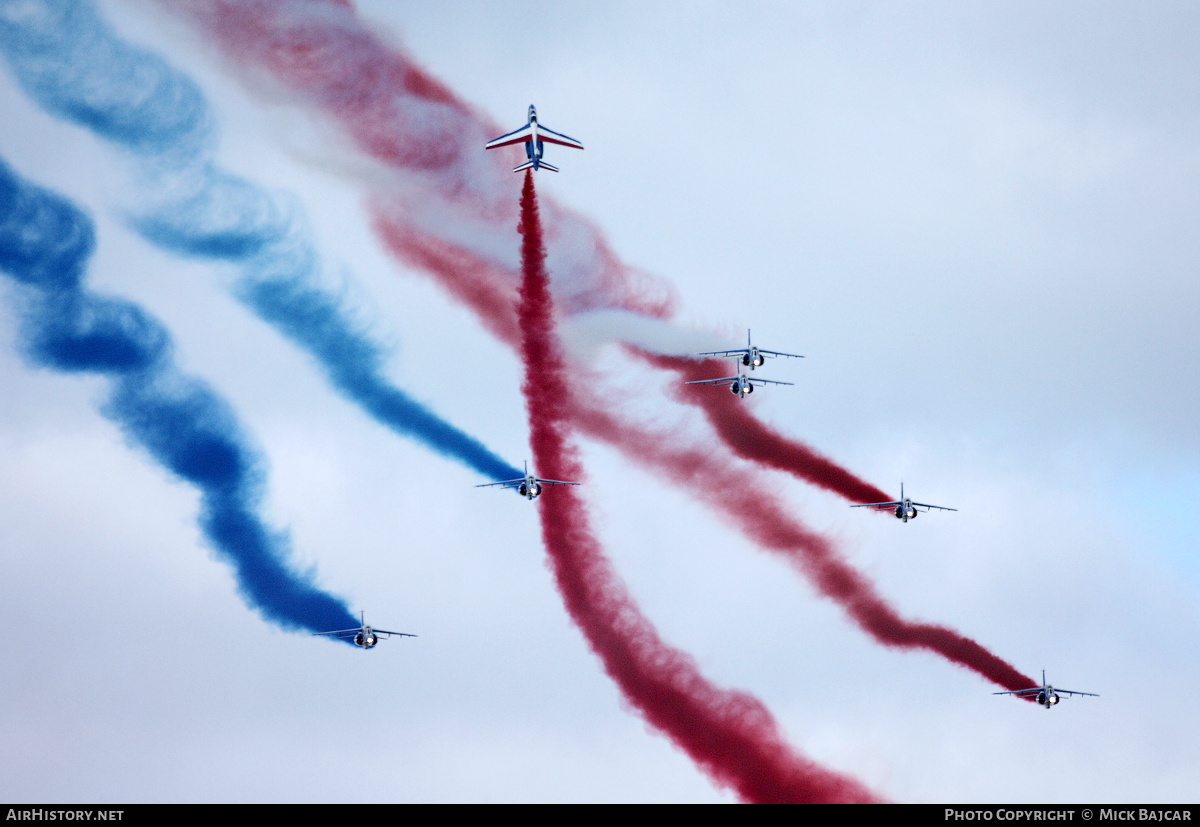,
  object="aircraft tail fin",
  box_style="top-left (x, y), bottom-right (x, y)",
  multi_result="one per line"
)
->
top-left (512, 160), bottom-right (536, 172)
